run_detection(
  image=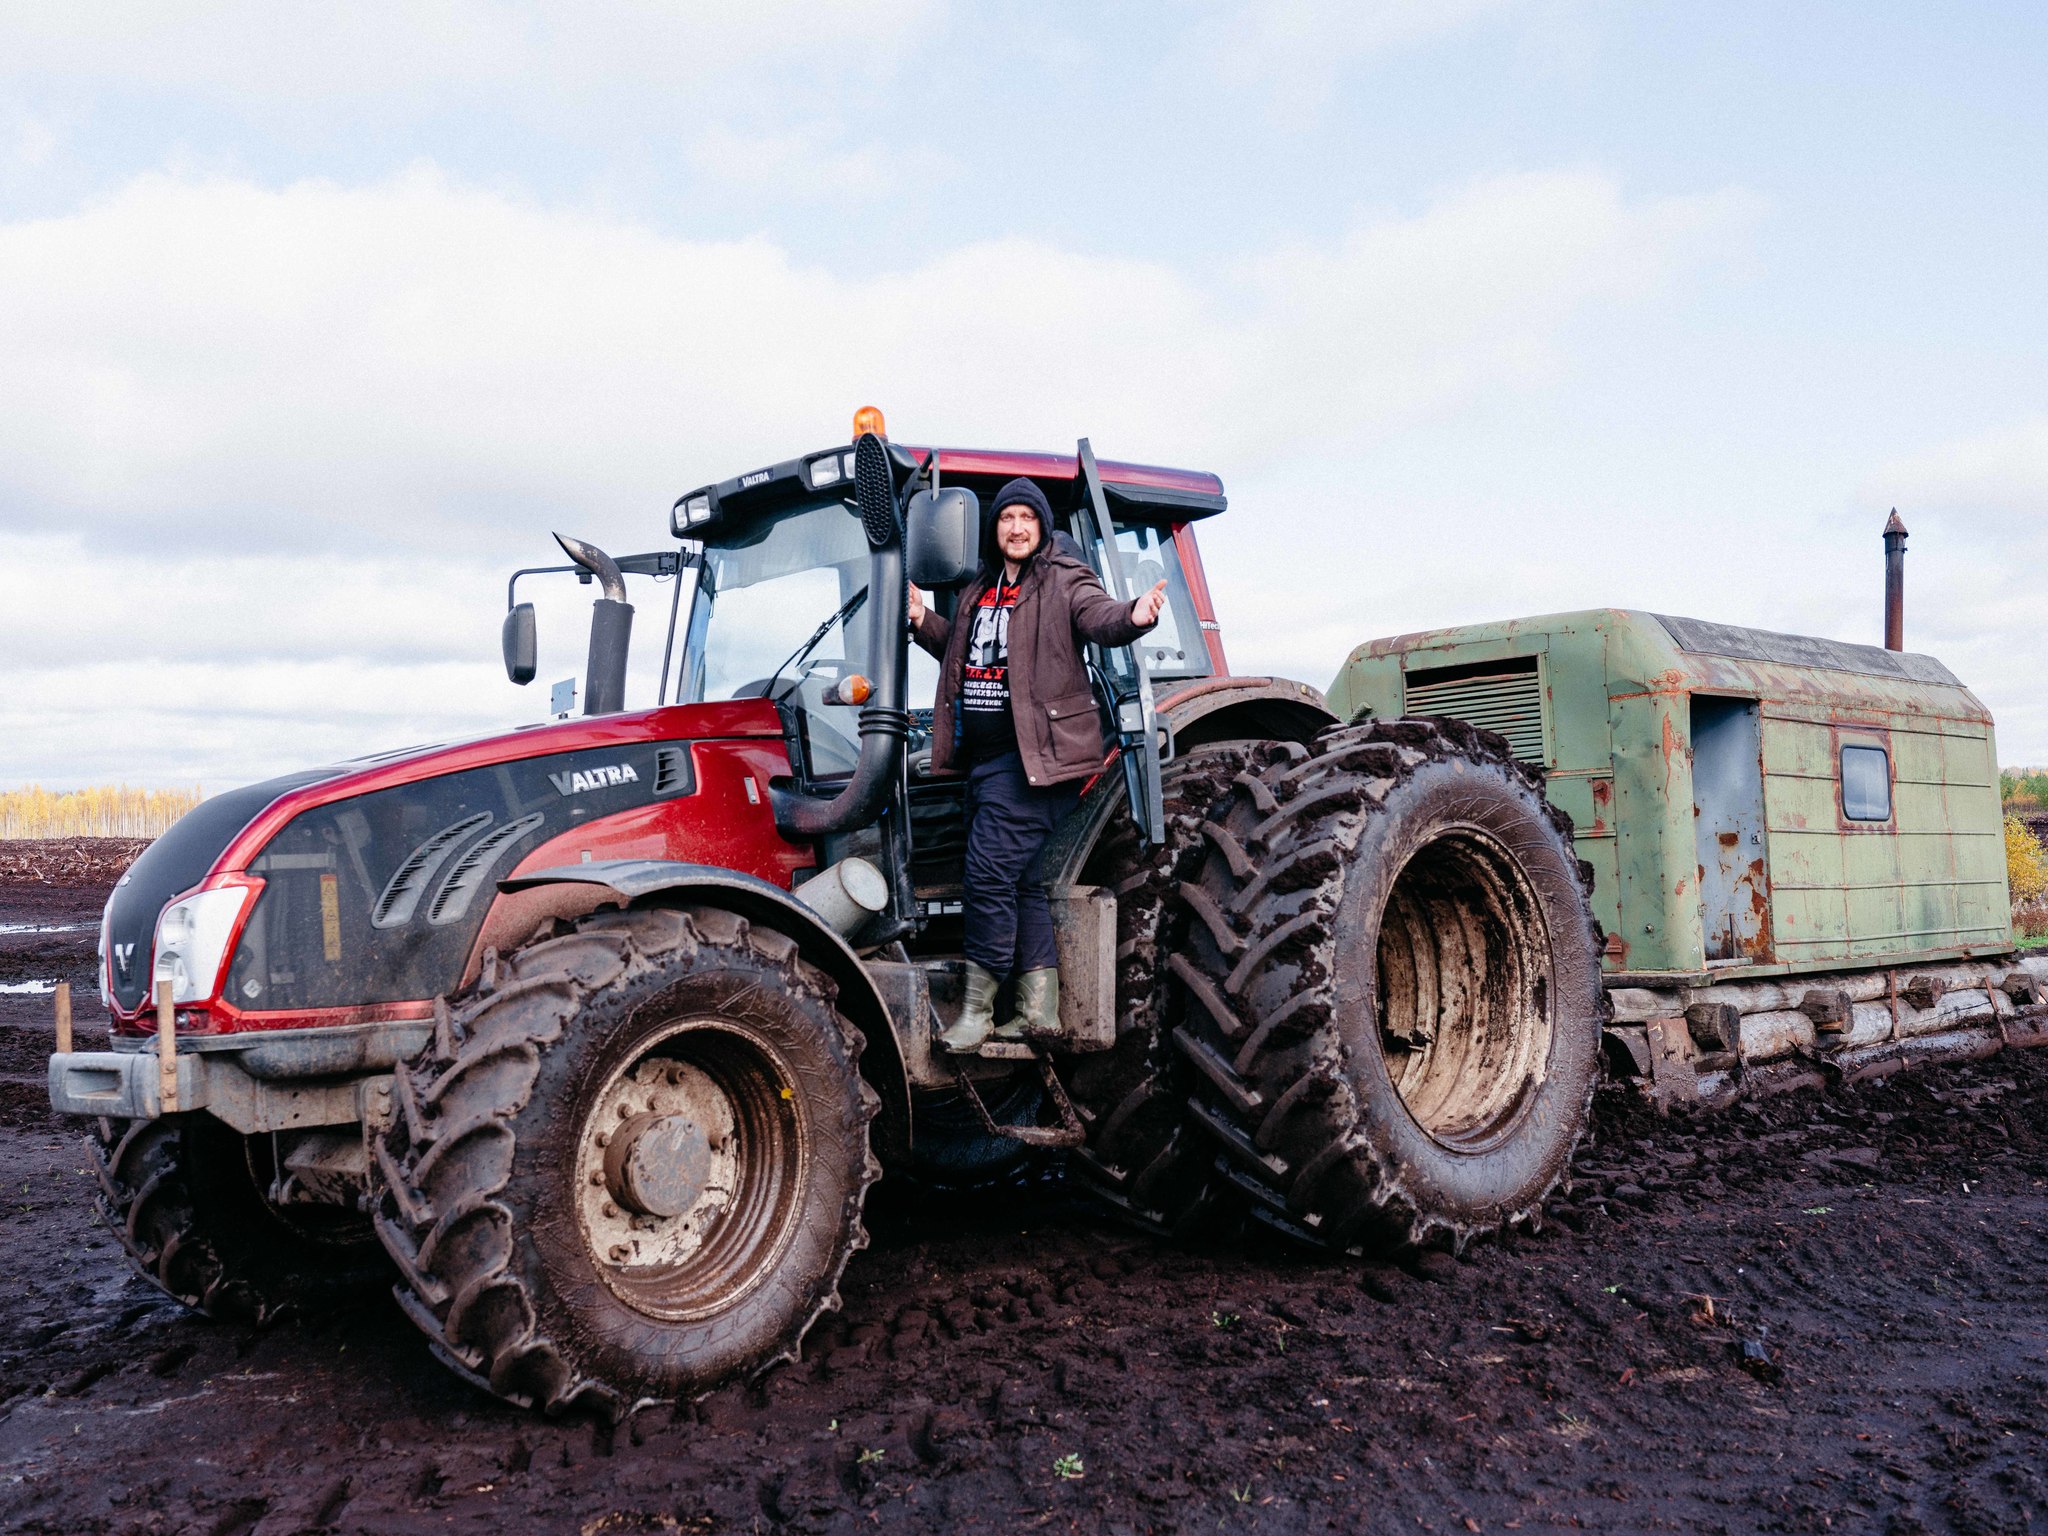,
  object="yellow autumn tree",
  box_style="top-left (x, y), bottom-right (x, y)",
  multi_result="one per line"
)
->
top-left (2007, 813), bottom-right (2048, 904)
